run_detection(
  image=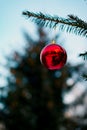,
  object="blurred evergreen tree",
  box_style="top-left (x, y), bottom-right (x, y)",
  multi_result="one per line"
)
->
top-left (2, 27), bottom-right (69, 130)
top-left (1, 26), bottom-right (87, 130)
